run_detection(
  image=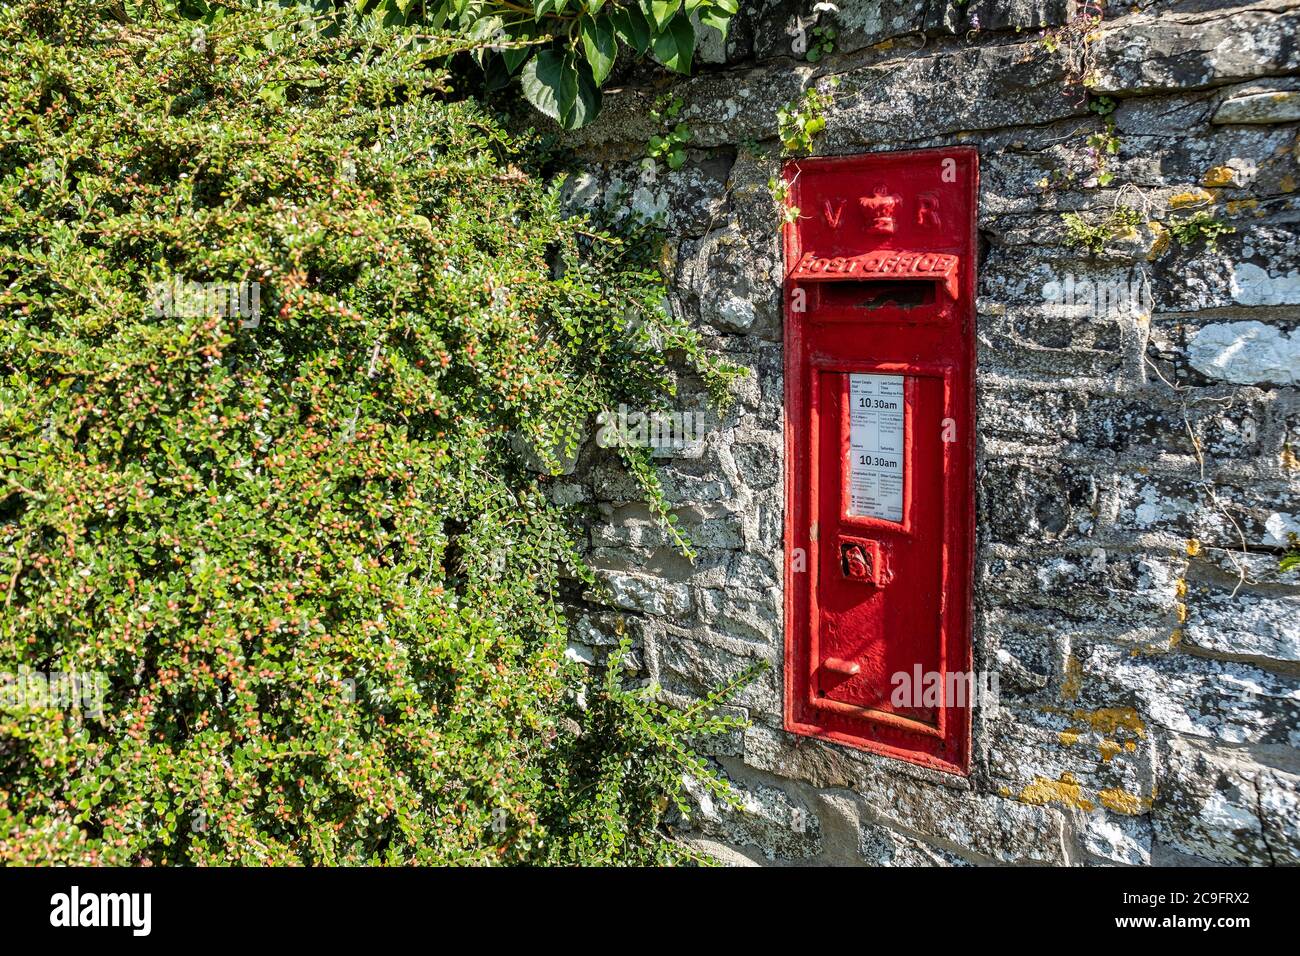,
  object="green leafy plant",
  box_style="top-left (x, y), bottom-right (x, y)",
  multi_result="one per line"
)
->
top-left (541, 637), bottom-right (762, 863)
top-left (1088, 95), bottom-right (1117, 116)
top-left (1035, 111), bottom-right (1121, 192)
top-left (1281, 532), bottom-right (1300, 574)
top-left (356, 0), bottom-right (741, 129)
top-left (777, 80), bottom-right (838, 156)
top-left (646, 95), bottom-right (691, 170)
top-left (0, 0), bottom-right (748, 865)
top-left (1062, 205), bottom-right (1143, 255)
top-left (1039, 1), bottom-right (1105, 104)
top-left (805, 24), bottom-right (836, 62)
top-left (1086, 117), bottom-right (1121, 186)
top-left (768, 176), bottom-right (799, 225)
top-left (1168, 209), bottom-right (1236, 251)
